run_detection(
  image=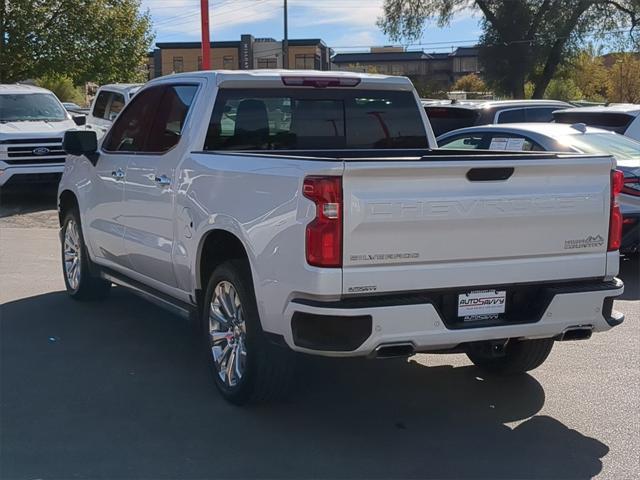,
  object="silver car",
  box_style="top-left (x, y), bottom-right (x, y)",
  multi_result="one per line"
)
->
top-left (437, 123), bottom-right (640, 253)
